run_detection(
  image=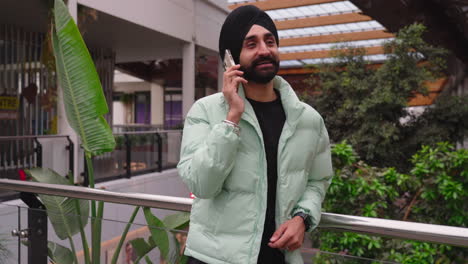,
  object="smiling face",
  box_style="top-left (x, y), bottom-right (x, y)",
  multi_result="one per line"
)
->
top-left (239, 24), bottom-right (280, 84)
